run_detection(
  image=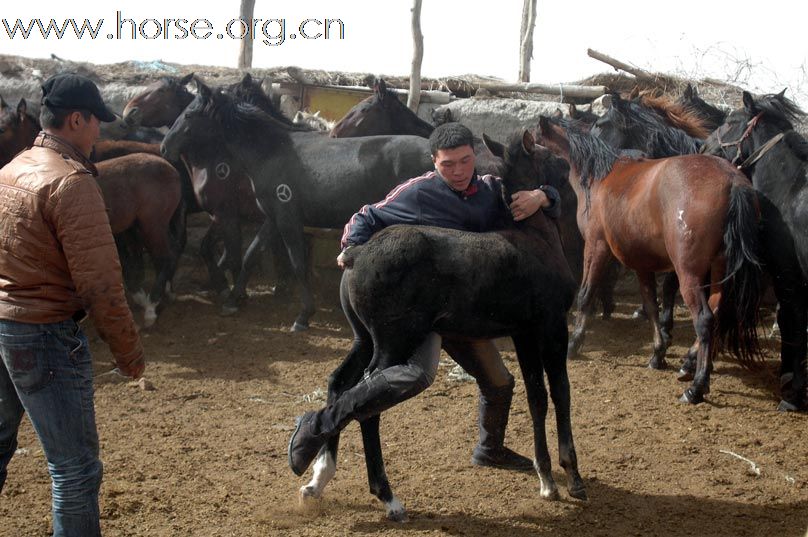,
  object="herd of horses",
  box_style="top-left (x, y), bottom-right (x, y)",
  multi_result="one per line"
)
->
top-left (1, 72), bottom-right (807, 520)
